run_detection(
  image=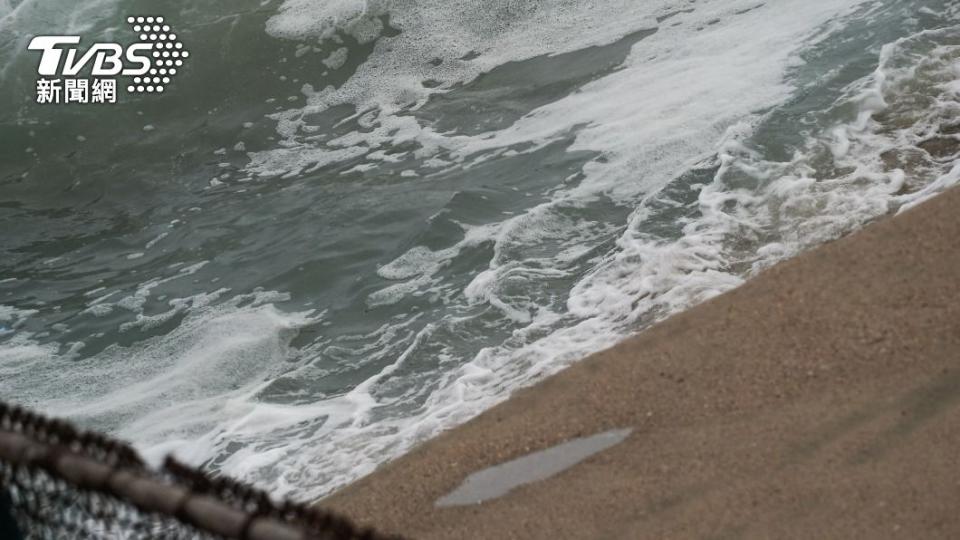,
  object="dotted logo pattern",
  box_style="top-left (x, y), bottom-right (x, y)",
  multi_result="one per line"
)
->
top-left (125, 16), bottom-right (189, 94)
